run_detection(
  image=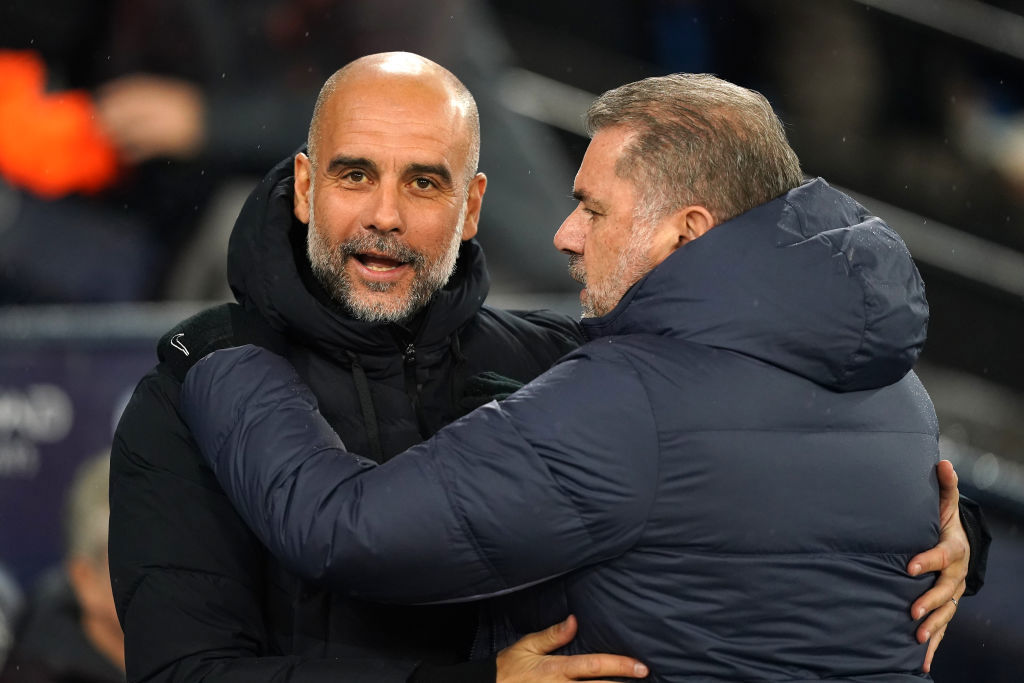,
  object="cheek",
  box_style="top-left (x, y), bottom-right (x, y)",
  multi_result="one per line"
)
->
top-left (586, 233), bottom-right (616, 279)
top-left (412, 205), bottom-right (463, 250)
top-left (314, 194), bottom-right (361, 240)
